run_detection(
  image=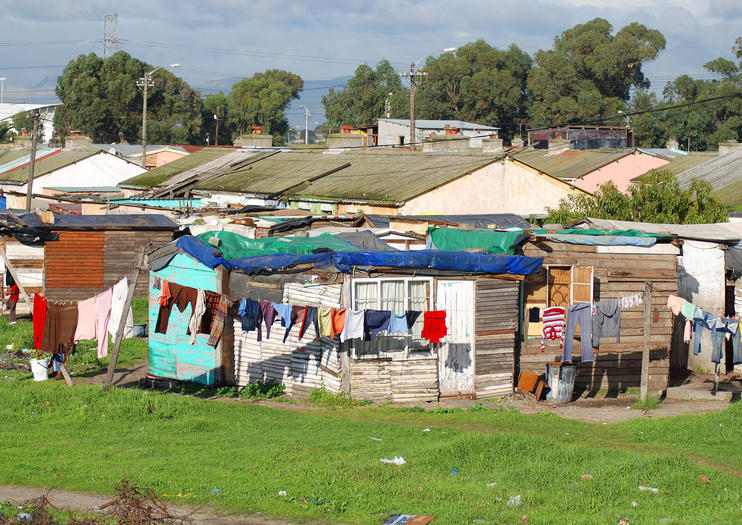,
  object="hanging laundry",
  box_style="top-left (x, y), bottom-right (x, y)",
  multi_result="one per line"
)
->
top-left (528, 307), bottom-right (540, 323)
top-left (32, 294), bottom-right (47, 350)
top-left (330, 308), bottom-right (346, 339)
top-left (74, 296), bottom-right (97, 342)
top-left (207, 294), bottom-right (236, 347)
top-left (540, 306), bottom-right (565, 352)
top-left (95, 288), bottom-right (113, 359)
top-left (387, 312), bottom-right (409, 334)
top-left (155, 283), bottom-right (197, 334)
top-left (666, 294), bottom-right (684, 316)
top-left (299, 306), bottom-right (319, 340)
top-left (152, 275), bottom-right (161, 290)
top-left (257, 301), bottom-right (276, 342)
top-left (683, 319), bottom-right (692, 344)
top-left (364, 310), bottom-right (392, 341)
top-left (283, 305), bottom-right (305, 343)
top-left (406, 311), bottom-right (422, 331)
top-left (421, 311), bottom-right (447, 343)
top-left (691, 308), bottom-right (715, 356)
top-left (41, 302), bottom-right (78, 355)
top-left (726, 319), bottom-right (742, 365)
top-left (109, 277), bottom-right (133, 339)
top-left (563, 303), bottom-right (593, 363)
top-left (620, 292), bottom-right (644, 311)
top-left (592, 299), bottom-right (621, 347)
top-left (273, 302), bottom-right (292, 327)
top-left (158, 280), bottom-right (171, 306)
top-left (318, 307), bottom-right (333, 337)
top-left (199, 290), bottom-right (221, 334)
top-left (680, 299), bottom-right (696, 321)
top-left (340, 309), bottom-right (364, 342)
top-left (189, 289), bottom-right (206, 345)
top-left (239, 298), bottom-right (260, 332)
